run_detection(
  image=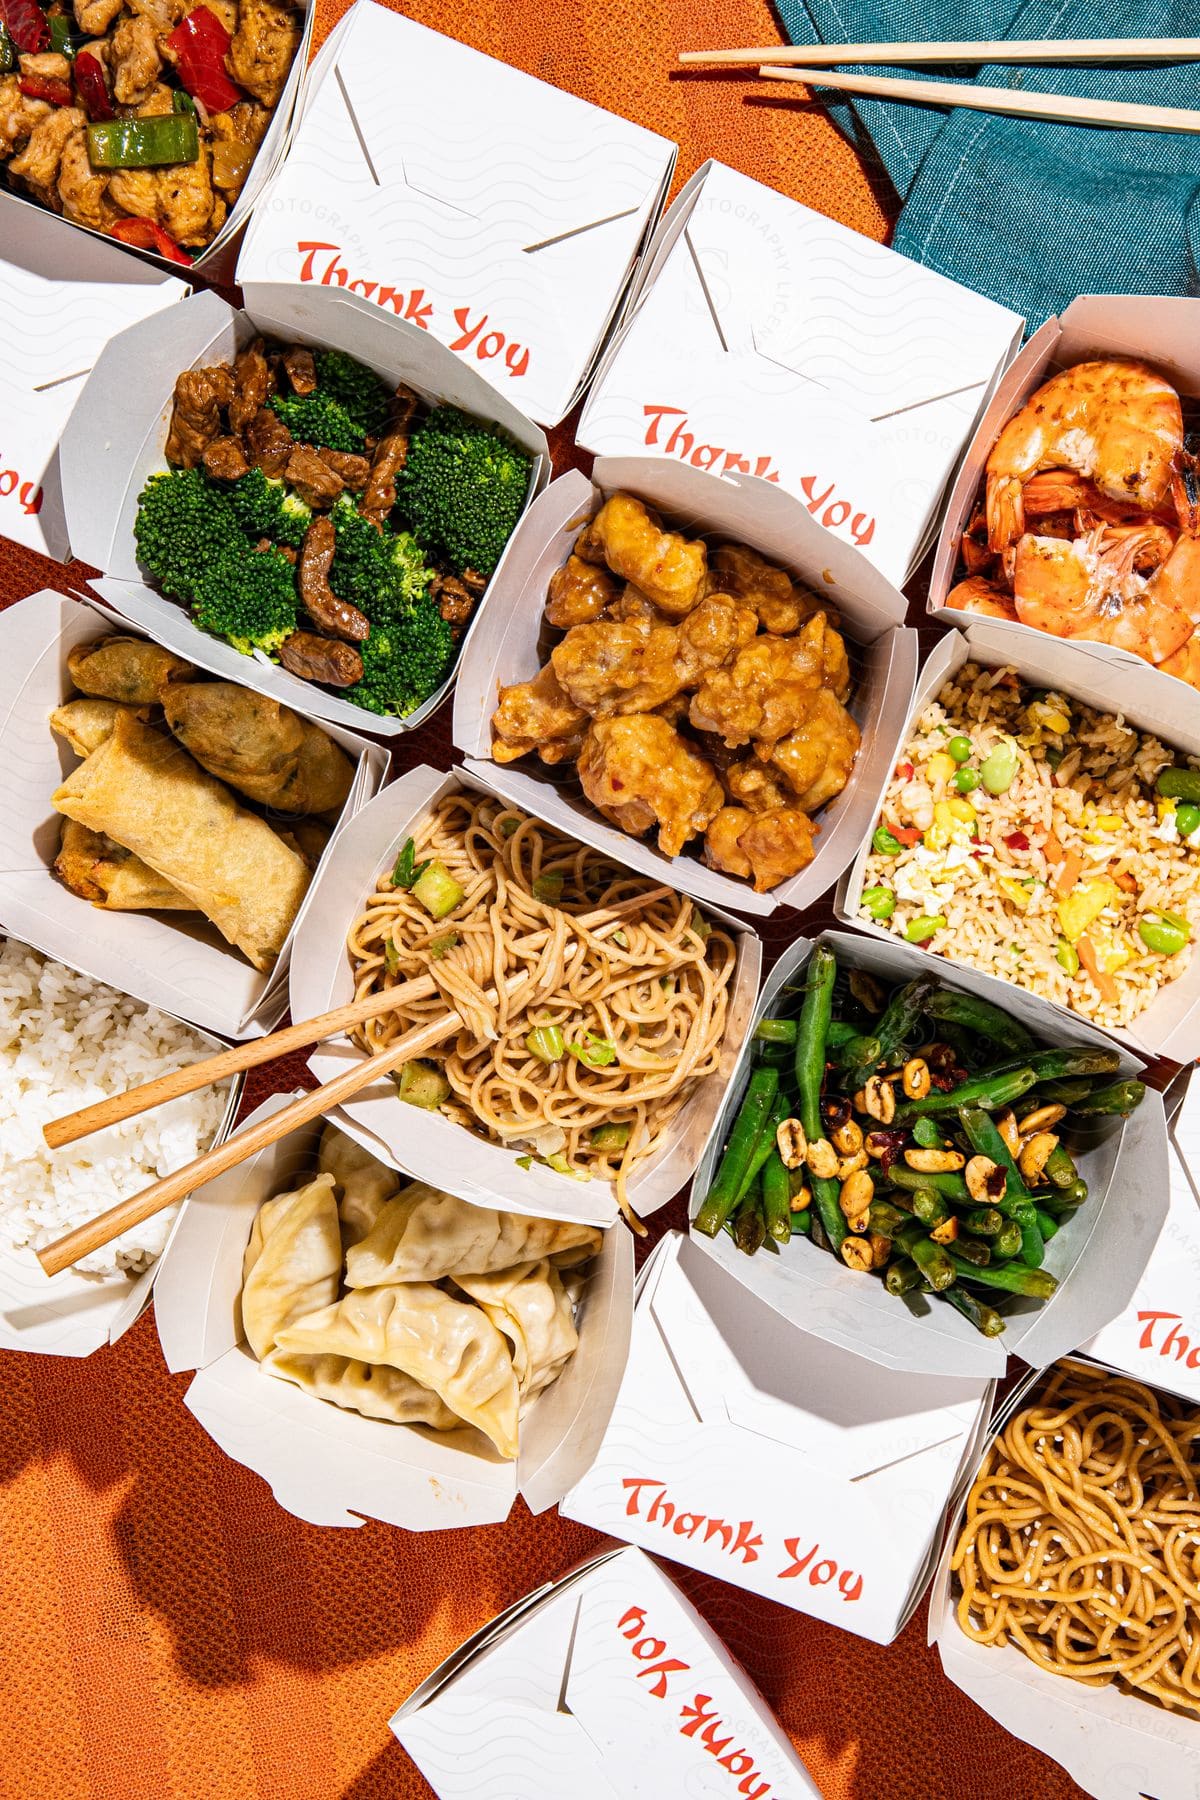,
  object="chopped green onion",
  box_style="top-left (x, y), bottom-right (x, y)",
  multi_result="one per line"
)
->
top-left (591, 1122), bottom-right (631, 1150)
top-left (525, 1024), bottom-right (565, 1063)
top-left (532, 871), bottom-right (565, 904)
top-left (689, 905), bottom-right (712, 940)
top-left (569, 1032), bottom-right (616, 1067)
top-left (412, 859), bottom-right (464, 919)
top-left (390, 838), bottom-right (430, 889)
top-left (397, 1060), bottom-right (450, 1110)
top-left (383, 939), bottom-right (400, 974)
top-left (543, 1151), bottom-right (589, 1179)
top-left (515, 1154), bottom-right (533, 1170)
top-left (429, 931), bottom-right (459, 960)
top-left (498, 816), bottom-right (520, 838)
top-left (611, 929), bottom-right (628, 949)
